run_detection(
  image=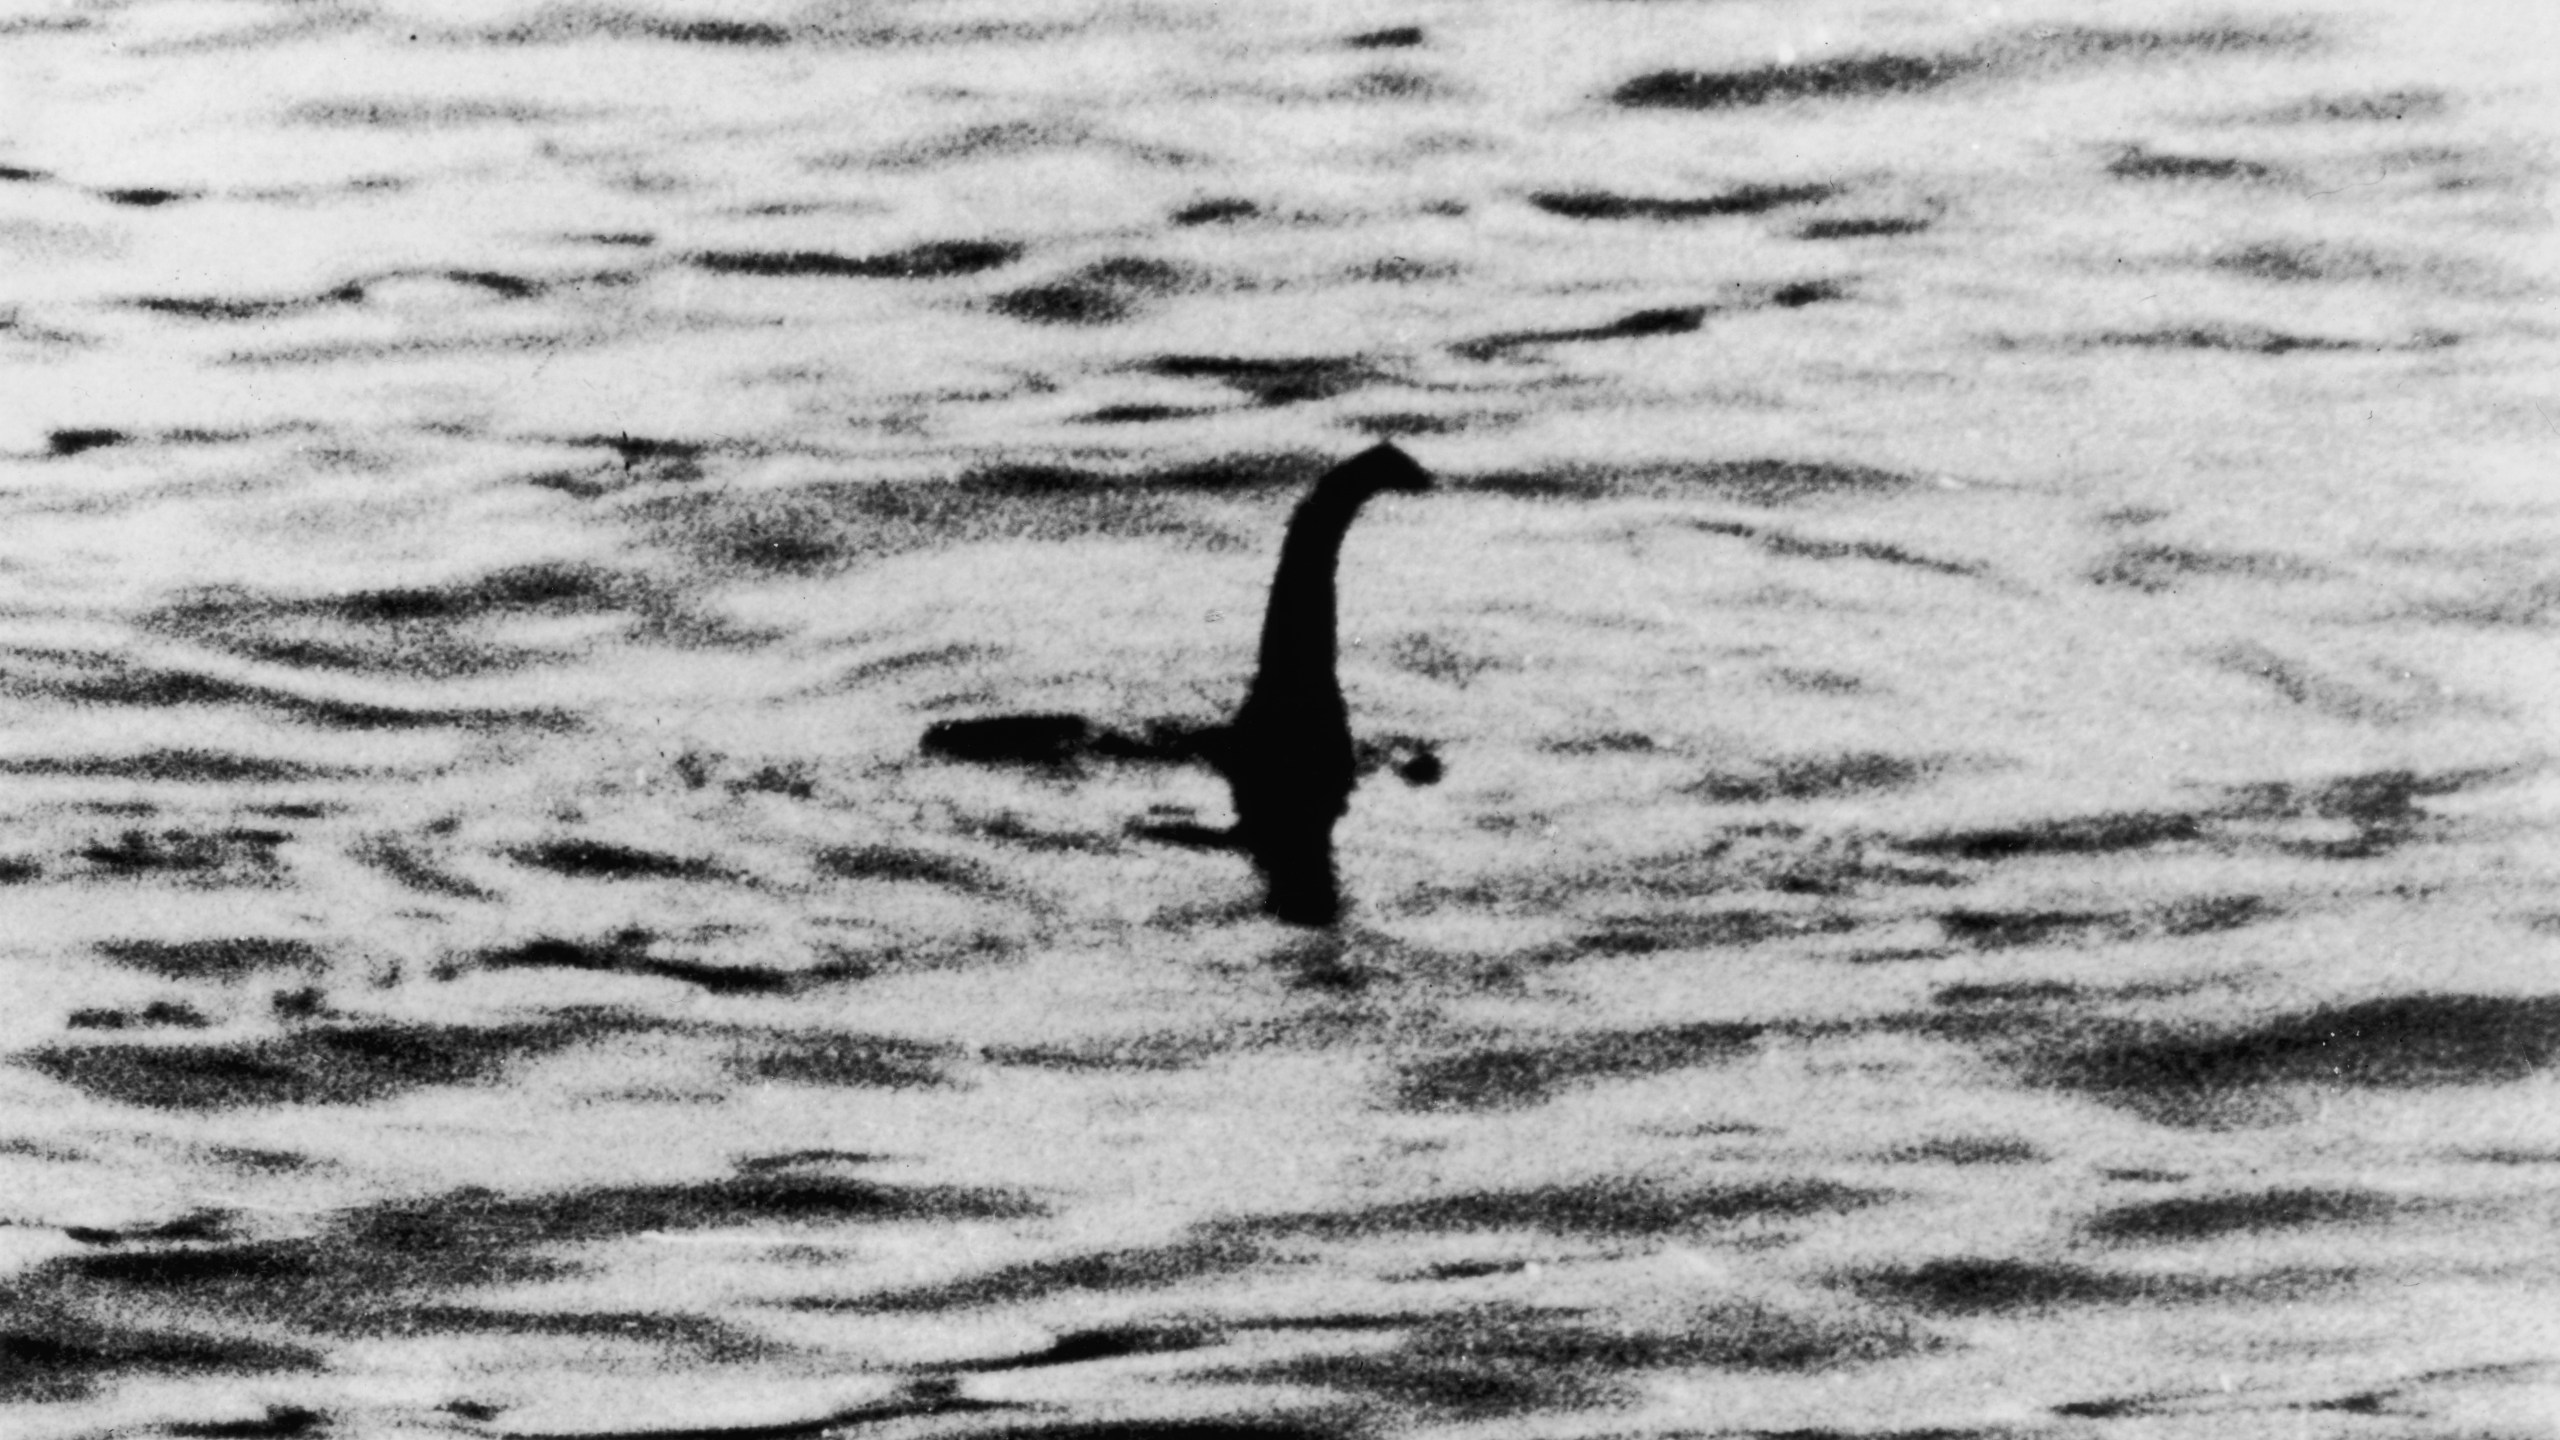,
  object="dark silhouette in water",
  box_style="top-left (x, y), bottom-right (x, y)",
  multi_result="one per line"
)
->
top-left (1210, 441), bottom-right (1433, 923)
top-left (920, 443), bottom-right (1435, 923)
